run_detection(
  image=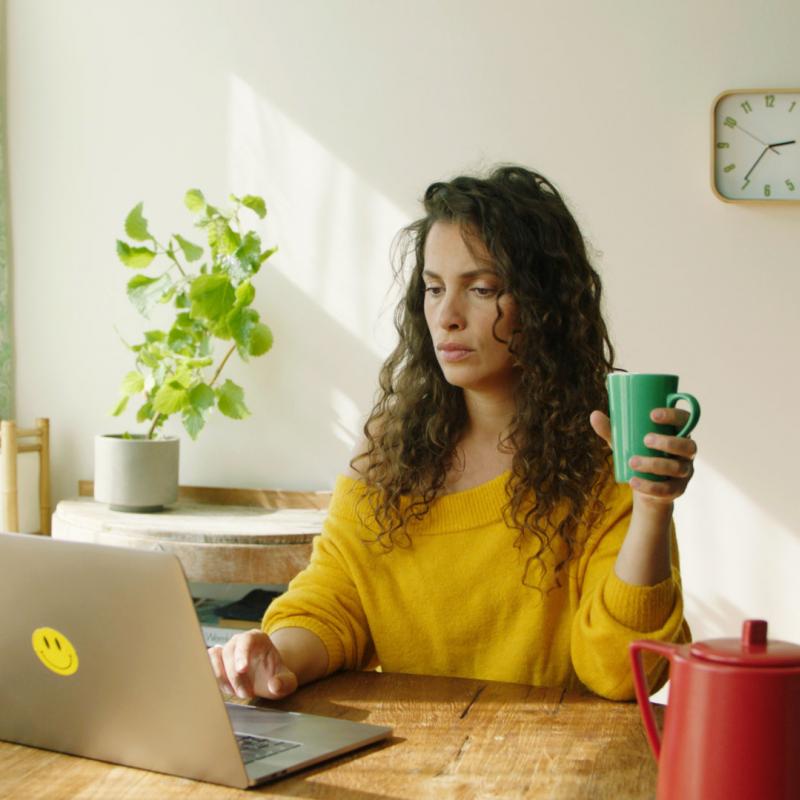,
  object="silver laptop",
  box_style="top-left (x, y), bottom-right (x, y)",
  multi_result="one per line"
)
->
top-left (0, 532), bottom-right (392, 788)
